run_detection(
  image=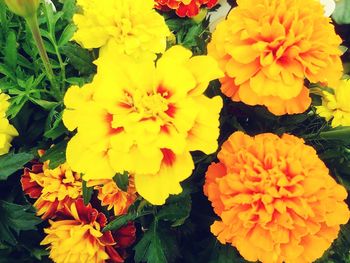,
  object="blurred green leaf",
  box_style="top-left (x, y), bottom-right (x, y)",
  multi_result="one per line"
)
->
top-left (0, 152), bottom-right (33, 180)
